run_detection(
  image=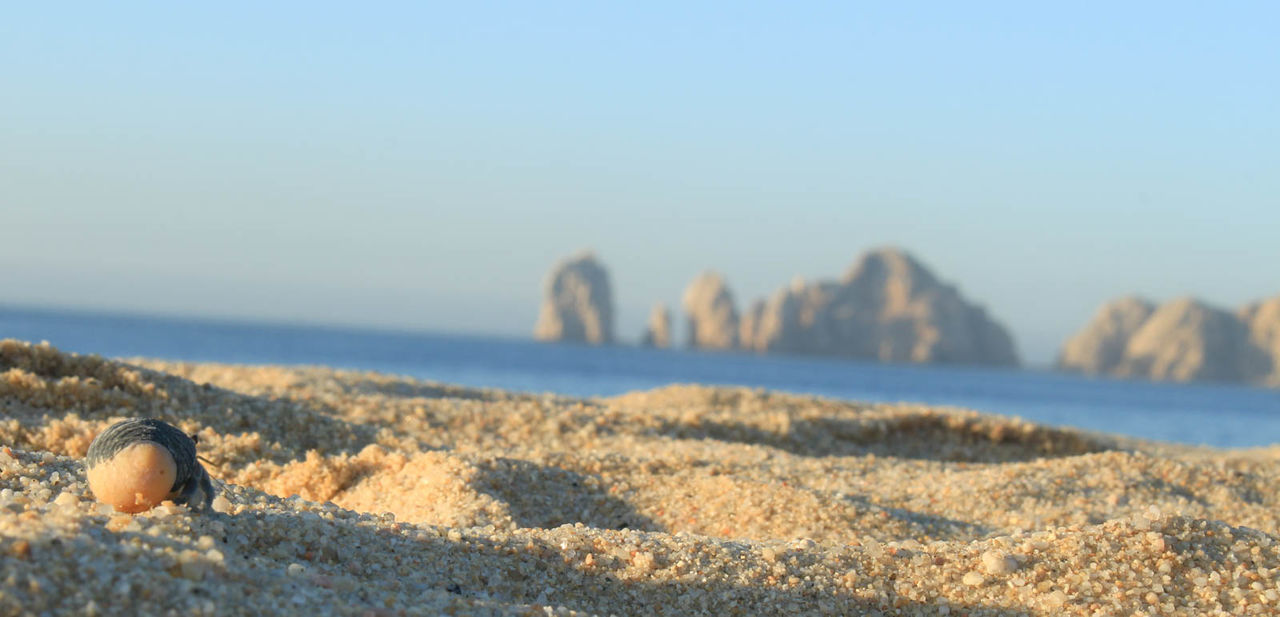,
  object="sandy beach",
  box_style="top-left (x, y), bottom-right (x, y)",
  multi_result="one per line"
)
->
top-left (2, 339), bottom-right (1279, 616)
